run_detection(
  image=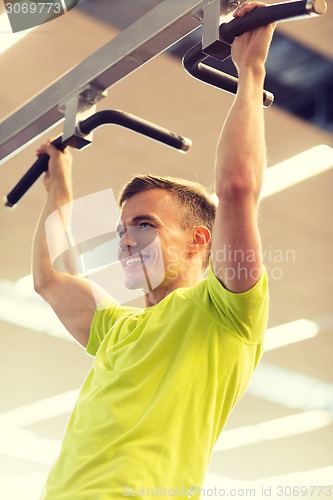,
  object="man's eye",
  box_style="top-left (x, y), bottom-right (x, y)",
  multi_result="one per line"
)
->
top-left (138, 222), bottom-right (152, 230)
top-left (118, 229), bottom-right (126, 238)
